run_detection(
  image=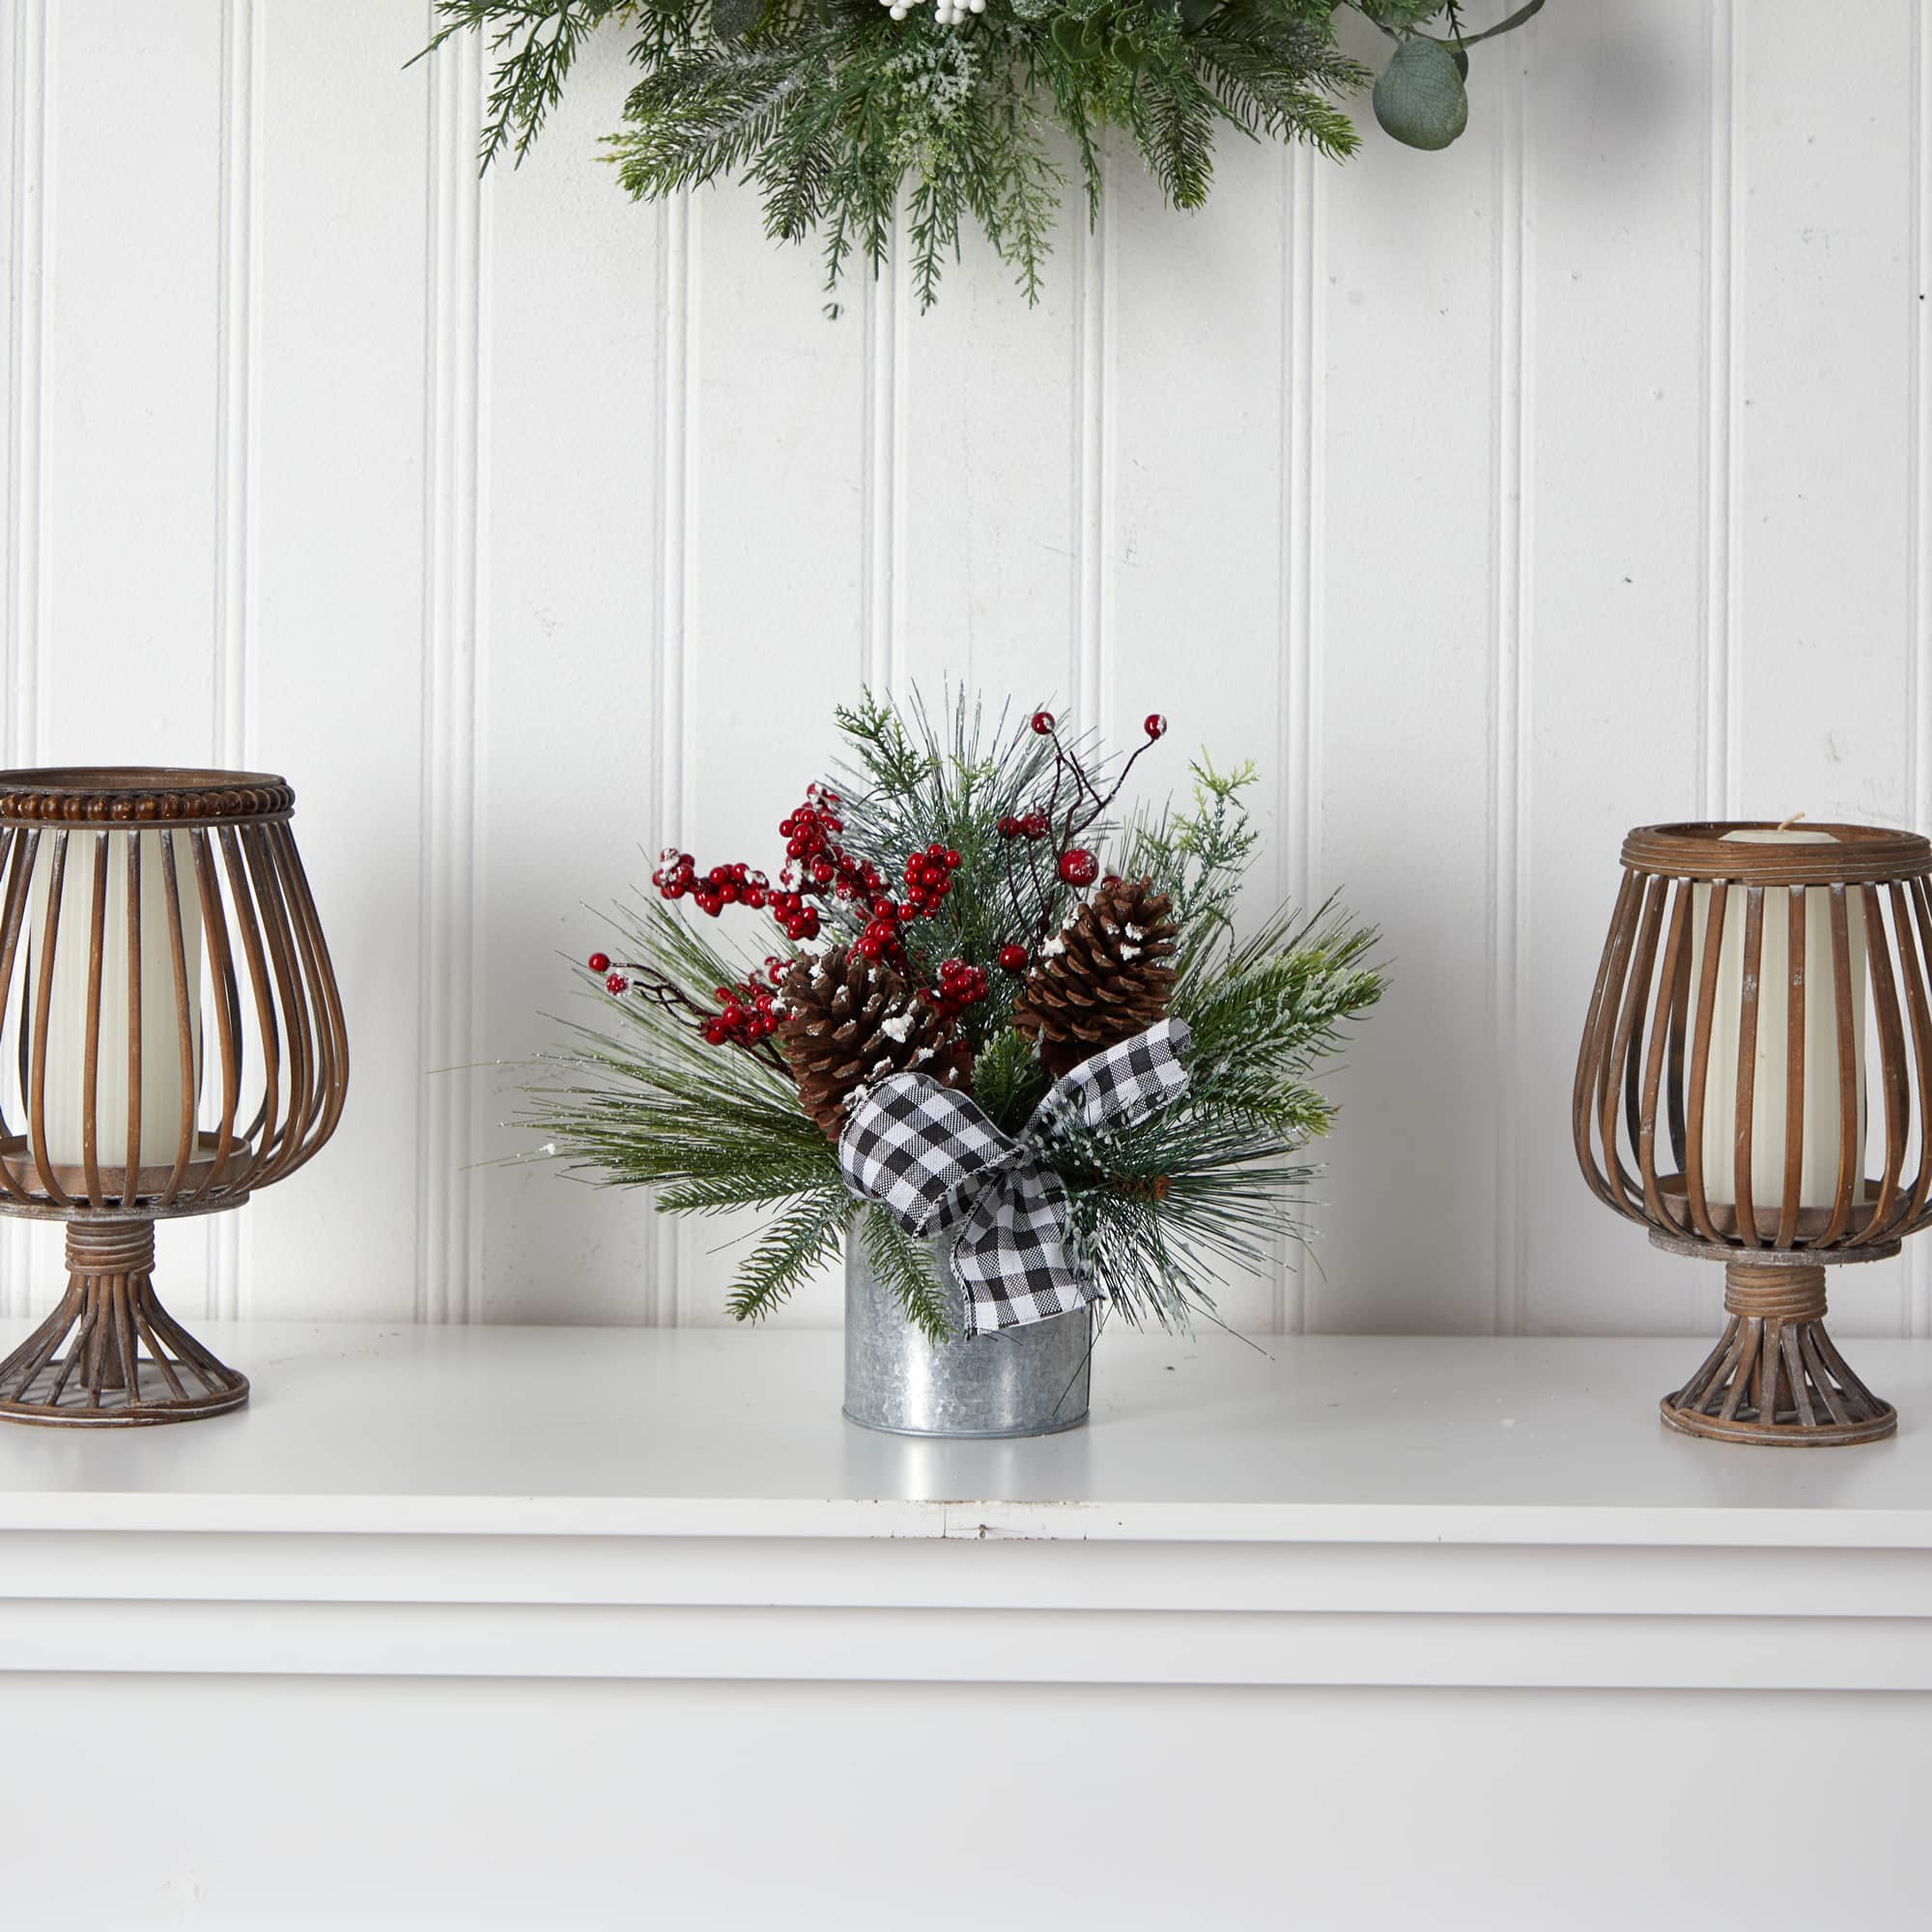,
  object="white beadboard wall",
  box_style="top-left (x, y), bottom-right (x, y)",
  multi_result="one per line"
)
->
top-left (2, 0), bottom-right (1928, 1338)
